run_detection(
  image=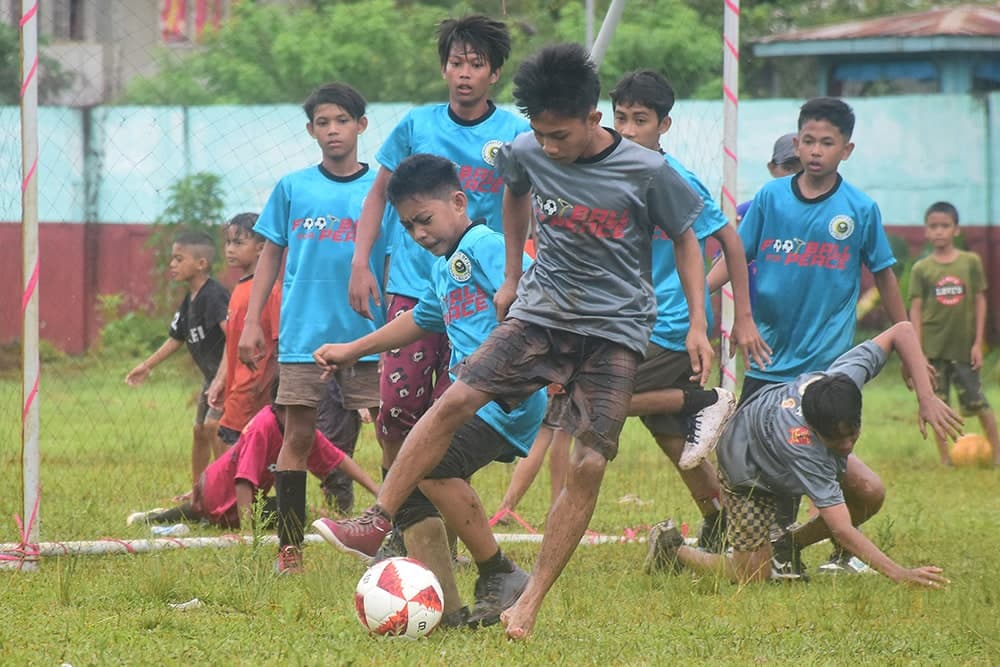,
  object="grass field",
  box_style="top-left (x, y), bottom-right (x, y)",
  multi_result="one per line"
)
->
top-left (1, 351), bottom-right (999, 665)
